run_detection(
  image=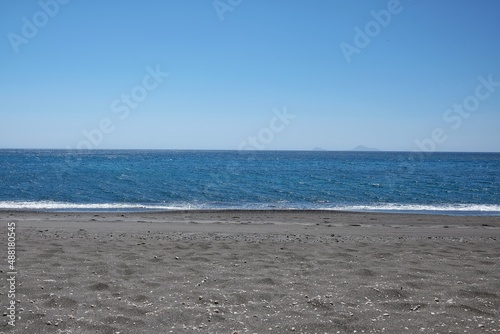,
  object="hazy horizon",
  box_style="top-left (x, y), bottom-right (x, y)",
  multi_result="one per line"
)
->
top-left (1, 148), bottom-right (500, 154)
top-left (1, 1), bottom-right (499, 152)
